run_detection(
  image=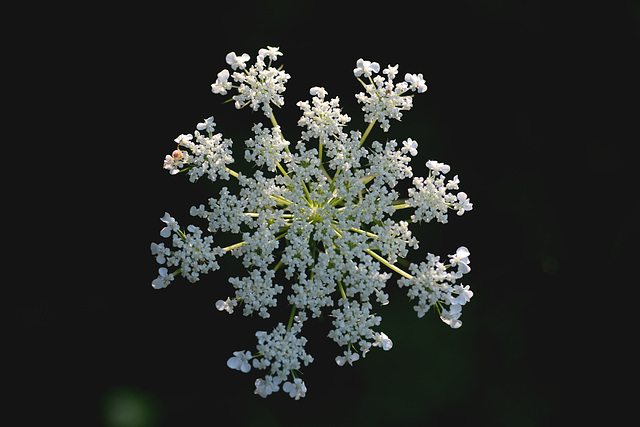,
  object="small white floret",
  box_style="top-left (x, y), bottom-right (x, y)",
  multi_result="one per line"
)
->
top-left (282, 378), bottom-right (307, 400)
top-left (211, 70), bottom-right (231, 95)
top-left (373, 332), bottom-right (393, 351)
top-left (451, 284), bottom-right (474, 306)
top-left (425, 160), bottom-right (451, 175)
top-left (159, 212), bottom-right (178, 238)
top-left (402, 138), bottom-right (418, 156)
top-left (440, 304), bottom-right (463, 329)
top-left (404, 73), bottom-right (428, 93)
top-left (455, 192), bottom-right (473, 215)
top-left (353, 58), bottom-right (380, 78)
top-left (335, 351), bottom-right (360, 366)
top-left (151, 267), bottom-right (173, 289)
top-left (215, 297), bottom-right (234, 314)
top-left (225, 52), bottom-right (250, 70)
top-left (449, 246), bottom-right (471, 275)
top-left (227, 351), bottom-right (252, 373)
top-left (254, 376), bottom-right (281, 398)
